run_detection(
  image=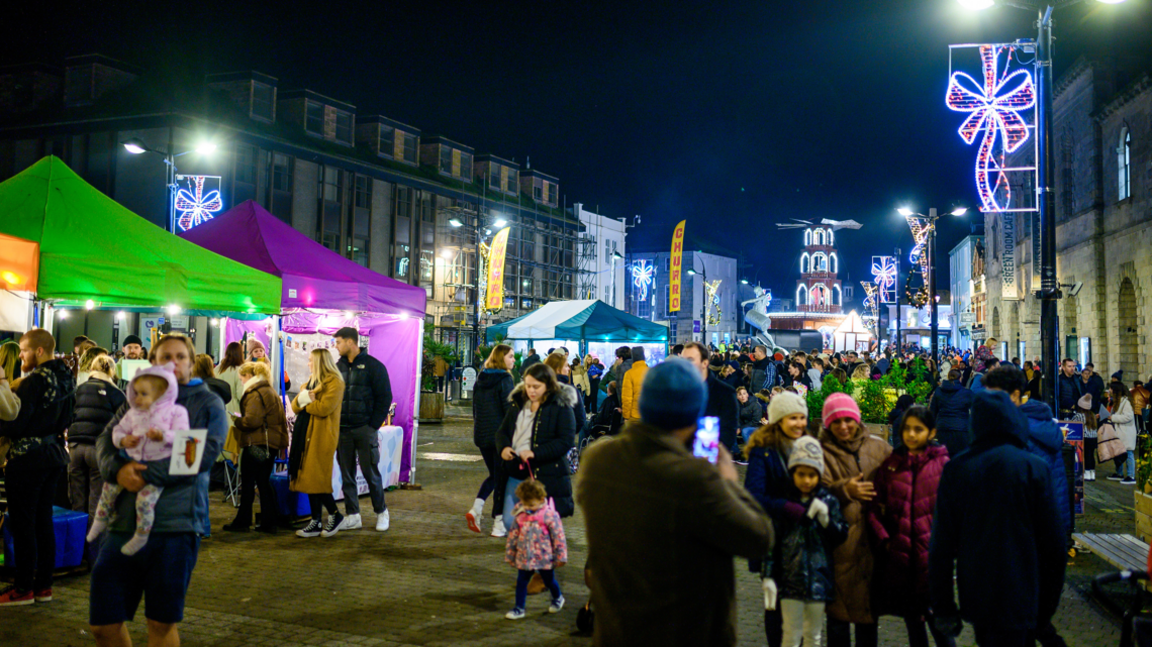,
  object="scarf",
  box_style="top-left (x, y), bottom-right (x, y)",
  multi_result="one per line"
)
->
top-left (243, 375), bottom-right (265, 393)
